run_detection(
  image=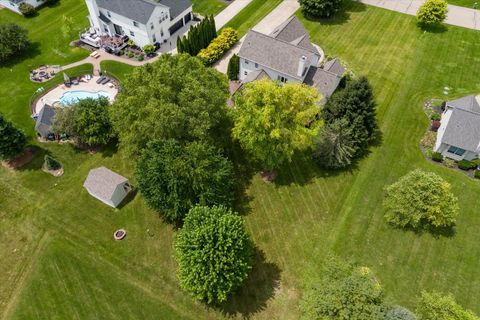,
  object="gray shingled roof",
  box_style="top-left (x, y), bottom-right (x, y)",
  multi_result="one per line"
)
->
top-left (447, 95), bottom-right (480, 113)
top-left (35, 105), bottom-right (55, 138)
top-left (324, 58), bottom-right (345, 77)
top-left (239, 30), bottom-right (318, 80)
top-left (269, 16), bottom-right (318, 54)
top-left (442, 108), bottom-right (480, 152)
top-left (83, 167), bottom-right (128, 201)
top-left (304, 66), bottom-right (342, 101)
top-left (95, 0), bottom-right (191, 24)
top-left (243, 69), bottom-right (271, 83)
